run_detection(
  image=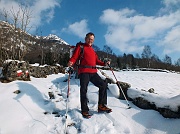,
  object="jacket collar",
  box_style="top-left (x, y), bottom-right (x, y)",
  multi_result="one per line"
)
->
top-left (84, 43), bottom-right (92, 47)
